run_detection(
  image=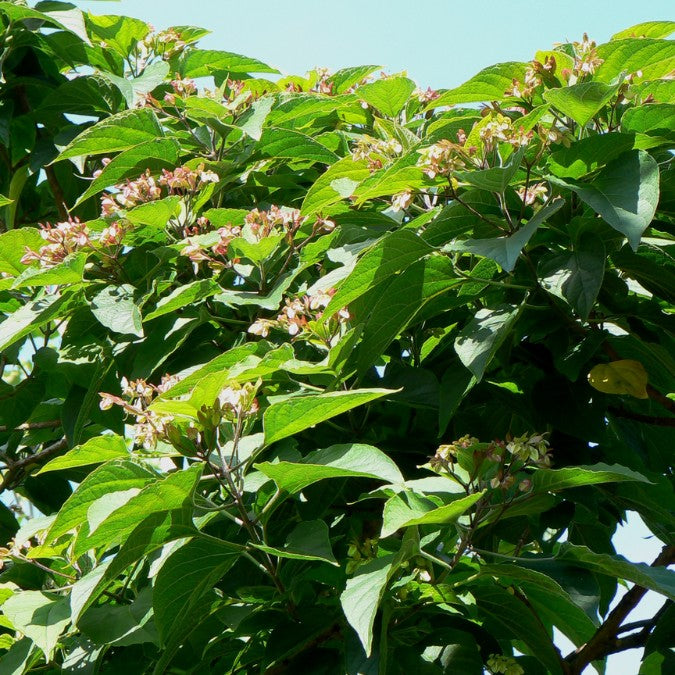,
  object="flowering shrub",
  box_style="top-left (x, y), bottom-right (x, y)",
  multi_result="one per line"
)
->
top-left (0, 6), bottom-right (673, 675)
